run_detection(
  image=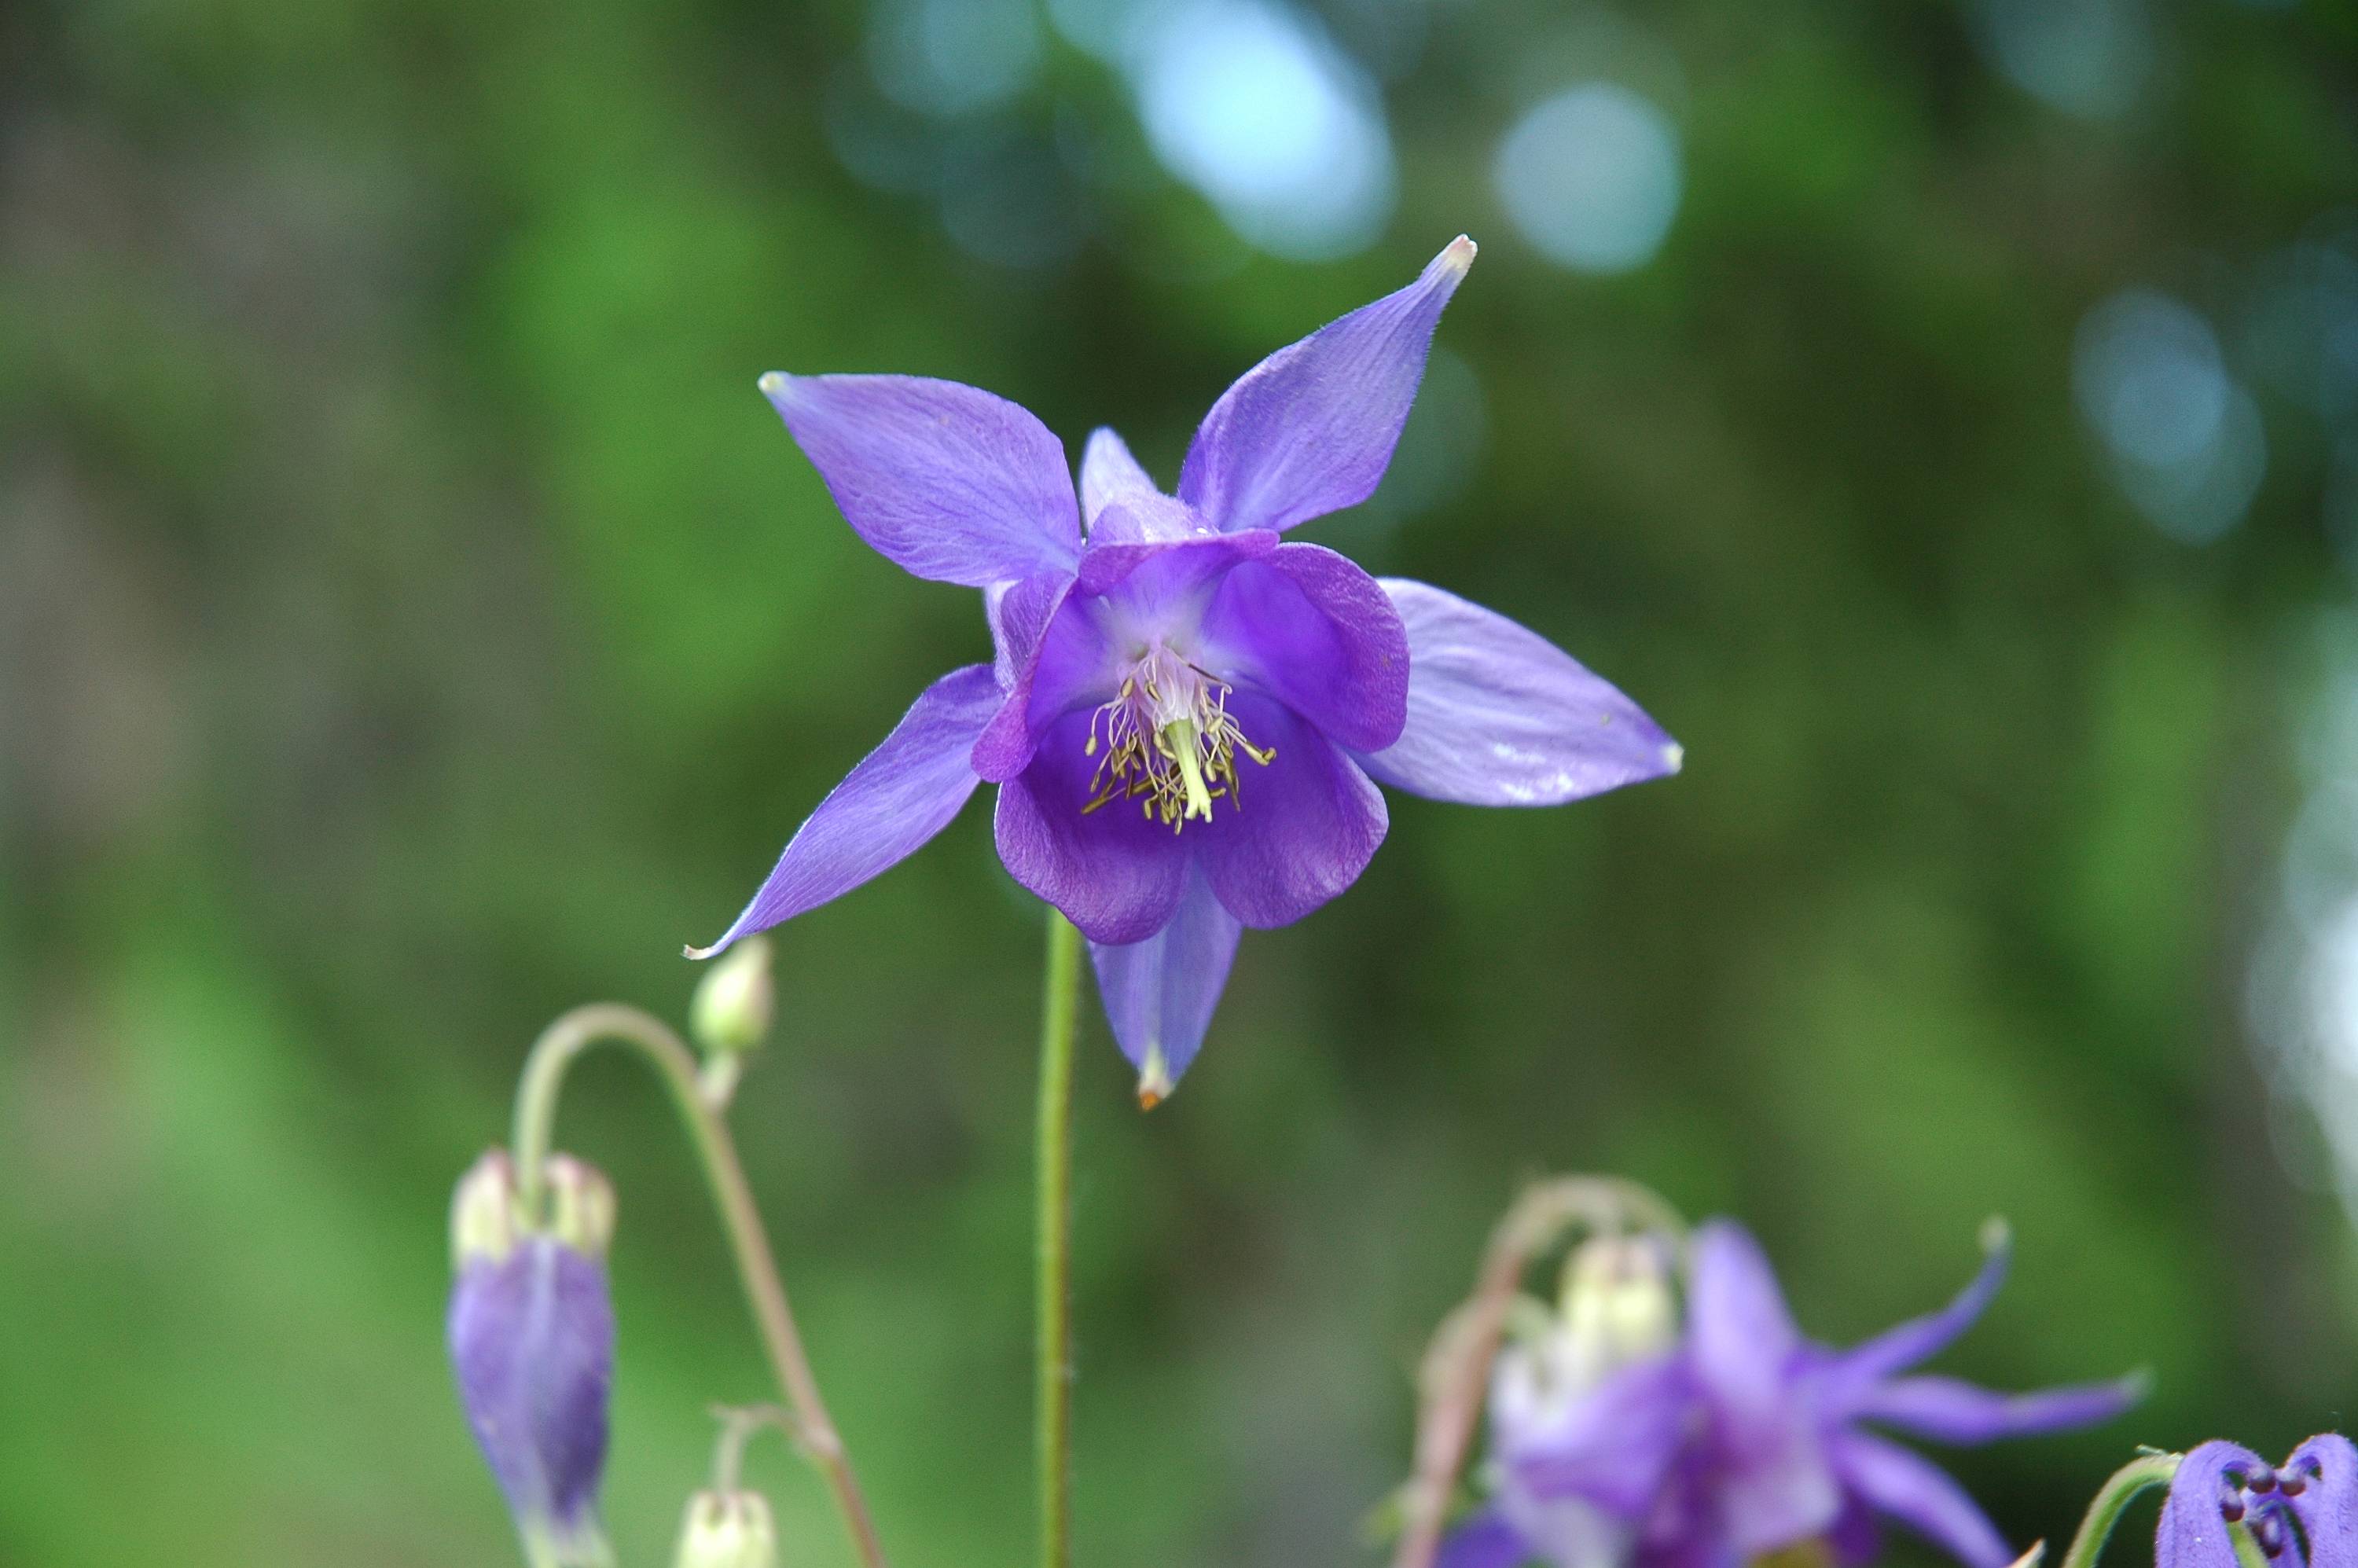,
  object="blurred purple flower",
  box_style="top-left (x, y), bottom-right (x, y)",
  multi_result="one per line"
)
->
top-left (2159, 1437), bottom-right (2358, 1568)
top-left (694, 237), bottom-right (1680, 1101)
top-left (448, 1152), bottom-right (616, 1568)
top-left (1445, 1221), bottom-right (2139, 1568)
